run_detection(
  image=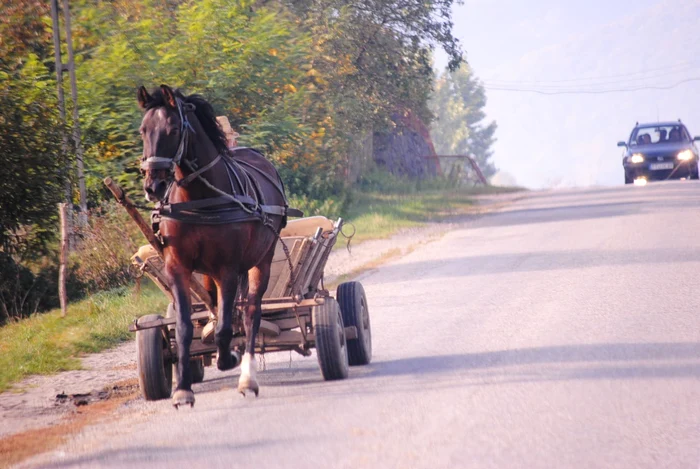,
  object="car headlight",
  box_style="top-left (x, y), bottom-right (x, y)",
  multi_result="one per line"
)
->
top-left (677, 149), bottom-right (694, 161)
top-left (630, 153), bottom-right (644, 164)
